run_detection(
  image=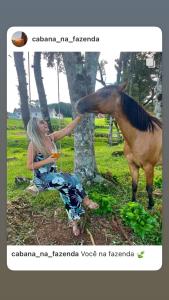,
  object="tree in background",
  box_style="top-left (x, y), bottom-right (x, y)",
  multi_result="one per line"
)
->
top-left (55, 102), bottom-right (72, 117)
top-left (48, 102), bottom-right (72, 117)
top-left (13, 52), bottom-right (30, 129)
top-left (107, 53), bottom-right (123, 145)
top-left (115, 52), bottom-right (162, 113)
top-left (154, 56), bottom-right (162, 120)
top-left (97, 58), bottom-right (122, 145)
top-left (33, 52), bottom-right (52, 132)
